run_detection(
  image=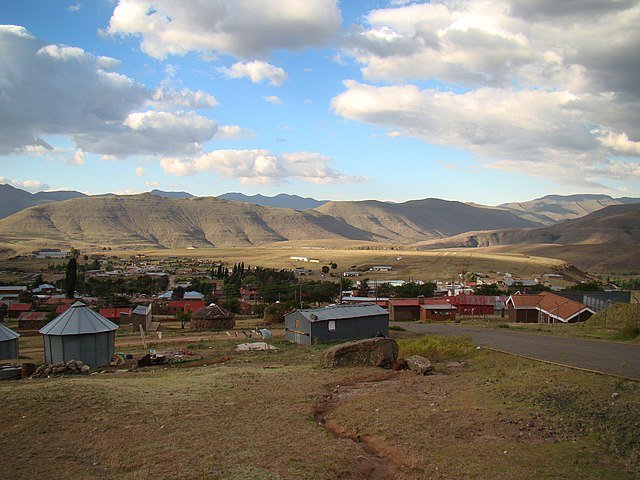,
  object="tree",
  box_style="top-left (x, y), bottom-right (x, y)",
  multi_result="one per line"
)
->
top-left (331, 262), bottom-right (337, 269)
top-left (375, 282), bottom-right (393, 298)
top-left (567, 281), bottom-right (604, 292)
top-left (321, 265), bottom-right (330, 274)
top-left (393, 282), bottom-right (436, 298)
top-left (356, 278), bottom-right (370, 297)
top-left (474, 284), bottom-right (505, 295)
top-left (65, 257), bottom-right (77, 298)
top-left (178, 310), bottom-right (191, 330)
